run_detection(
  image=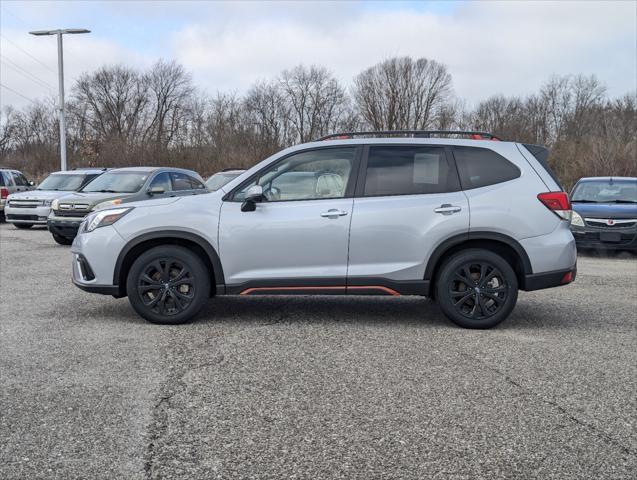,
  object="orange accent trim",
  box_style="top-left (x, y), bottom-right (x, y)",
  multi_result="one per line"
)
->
top-left (348, 286), bottom-right (401, 296)
top-left (239, 285), bottom-right (400, 296)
